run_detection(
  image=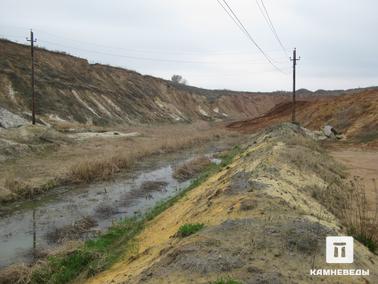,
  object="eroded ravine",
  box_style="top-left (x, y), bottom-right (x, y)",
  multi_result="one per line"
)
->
top-left (0, 141), bottom-right (226, 268)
